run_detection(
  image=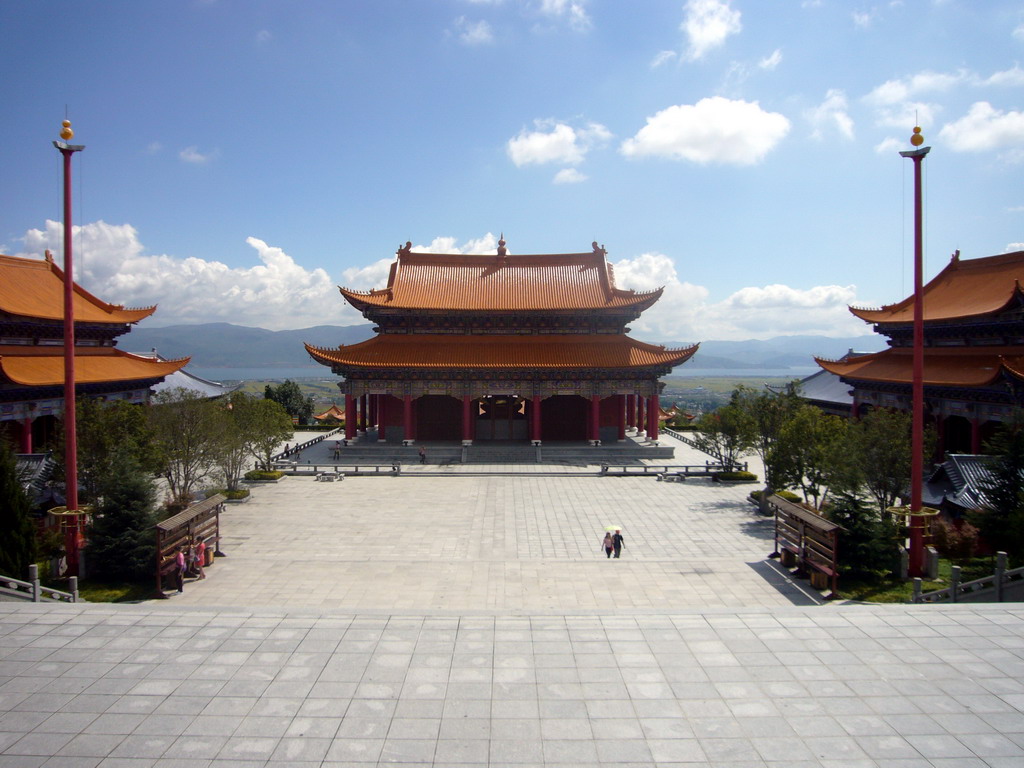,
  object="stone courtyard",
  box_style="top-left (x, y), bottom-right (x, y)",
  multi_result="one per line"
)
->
top-left (1, 434), bottom-right (1023, 767)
